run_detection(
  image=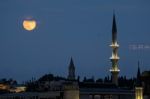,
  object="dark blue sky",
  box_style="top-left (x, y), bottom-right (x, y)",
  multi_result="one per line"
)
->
top-left (0, 0), bottom-right (150, 82)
